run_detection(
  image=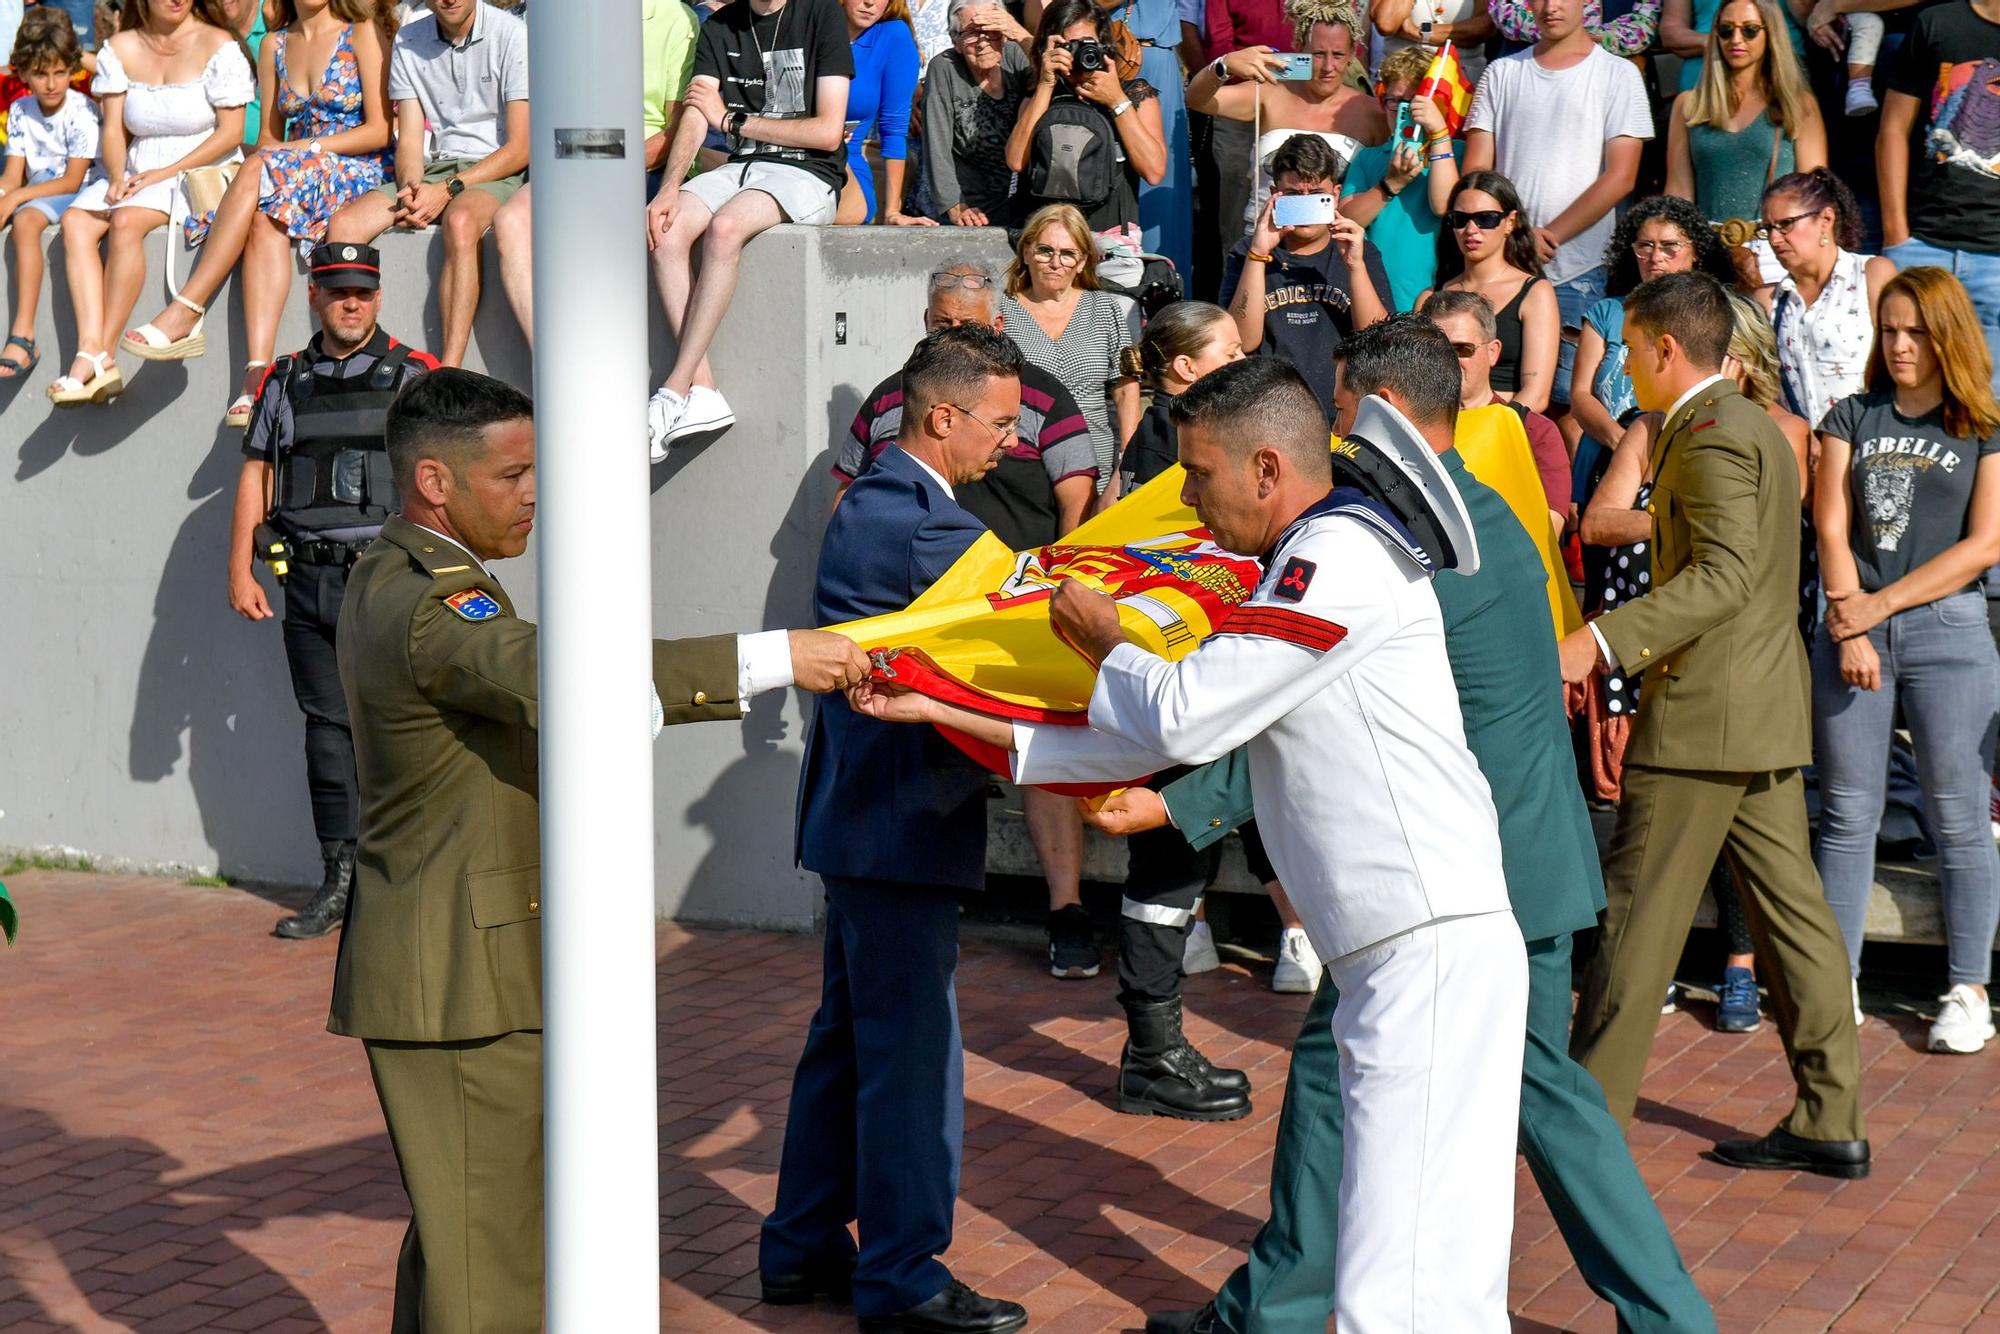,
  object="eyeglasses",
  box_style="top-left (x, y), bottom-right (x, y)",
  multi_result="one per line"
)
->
top-left (1714, 21), bottom-right (1764, 39)
top-left (1032, 244), bottom-right (1083, 268)
top-left (1447, 208), bottom-right (1507, 231)
top-left (953, 25), bottom-right (1000, 42)
top-left (1447, 340), bottom-right (1484, 358)
top-left (930, 269), bottom-right (995, 291)
top-left (1631, 239), bottom-right (1688, 258)
top-left (1754, 208), bottom-right (1818, 240)
top-left (948, 403), bottom-right (1019, 441)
